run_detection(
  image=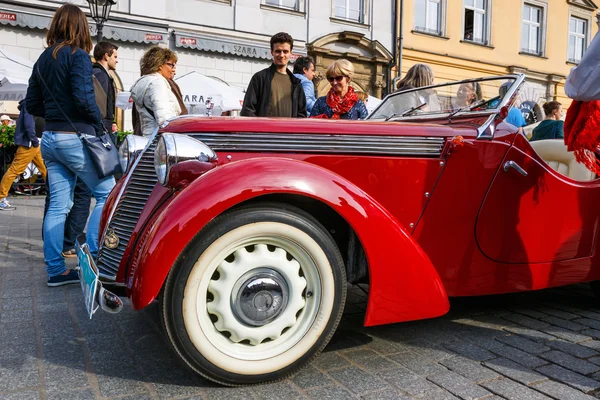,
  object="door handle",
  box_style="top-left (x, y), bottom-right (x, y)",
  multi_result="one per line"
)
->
top-left (503, 160), bottom-right (528, 177)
